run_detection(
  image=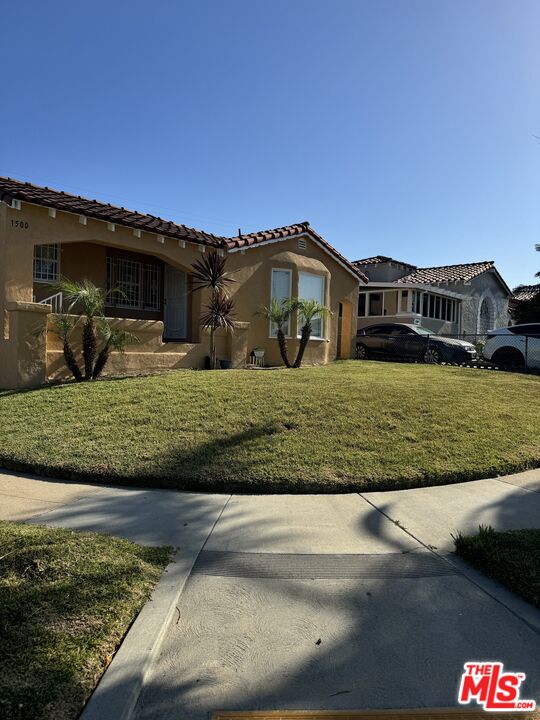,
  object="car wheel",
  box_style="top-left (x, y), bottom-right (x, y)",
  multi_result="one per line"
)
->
top-left (423, 347), bottom-right (441, 364)
top-left (492, 348), bottom-right (525, 369)
top-left (356, 343), bottom-right (368, 360)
